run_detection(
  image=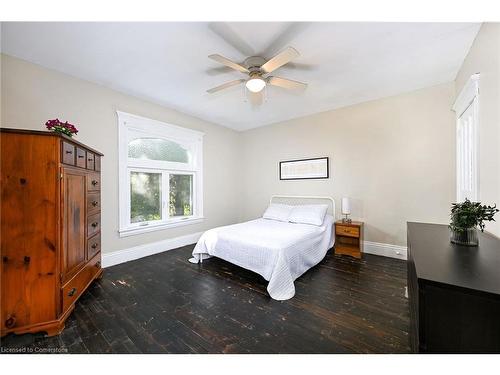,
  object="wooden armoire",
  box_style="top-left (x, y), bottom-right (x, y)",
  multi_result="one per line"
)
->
top-left (1, 128), bottom-right (103, 337)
